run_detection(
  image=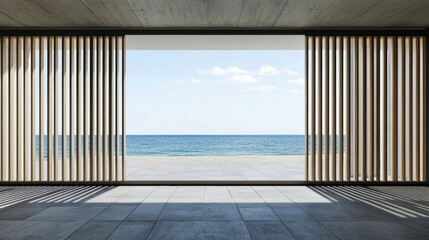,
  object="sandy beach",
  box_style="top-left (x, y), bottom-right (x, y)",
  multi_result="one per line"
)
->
top-left (126, 155), bottom-right (305, 163)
